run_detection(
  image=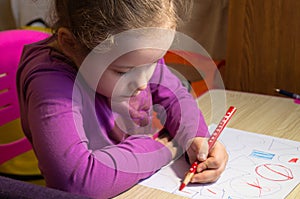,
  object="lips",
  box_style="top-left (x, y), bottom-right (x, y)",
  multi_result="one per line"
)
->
top-left (128, 87), bottom-right (151, 127)
top-left (110, 87), bottom-right (152, 128)
top-left (131, 90), bottom-right (141, 97)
